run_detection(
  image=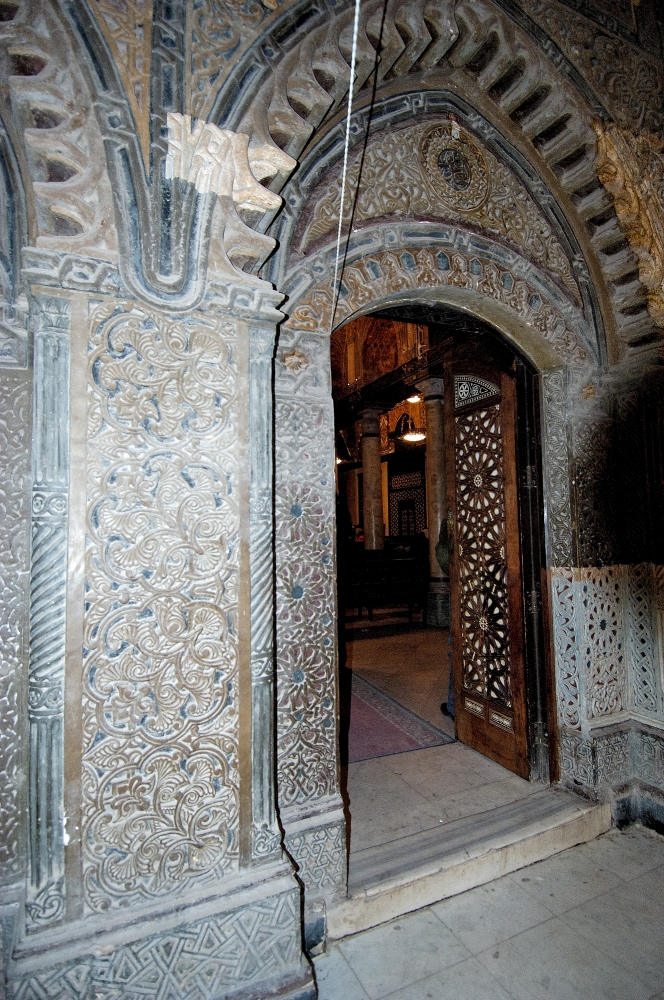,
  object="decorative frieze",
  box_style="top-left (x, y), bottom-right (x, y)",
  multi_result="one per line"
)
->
top-left (284, 244), bottom-right (589, 367)
top-left (530, 0), bottom-right (664, 133)
top-left (274, 327), bottom-right (343, 904)
top-left (594, 121), bottom-right (664, 330)
top-left (541, 369), bottom-right (573, 568)
top-left (560, 724), bottom-right (664, 795)
top-left (284, 818), bottom-right (346, 896)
